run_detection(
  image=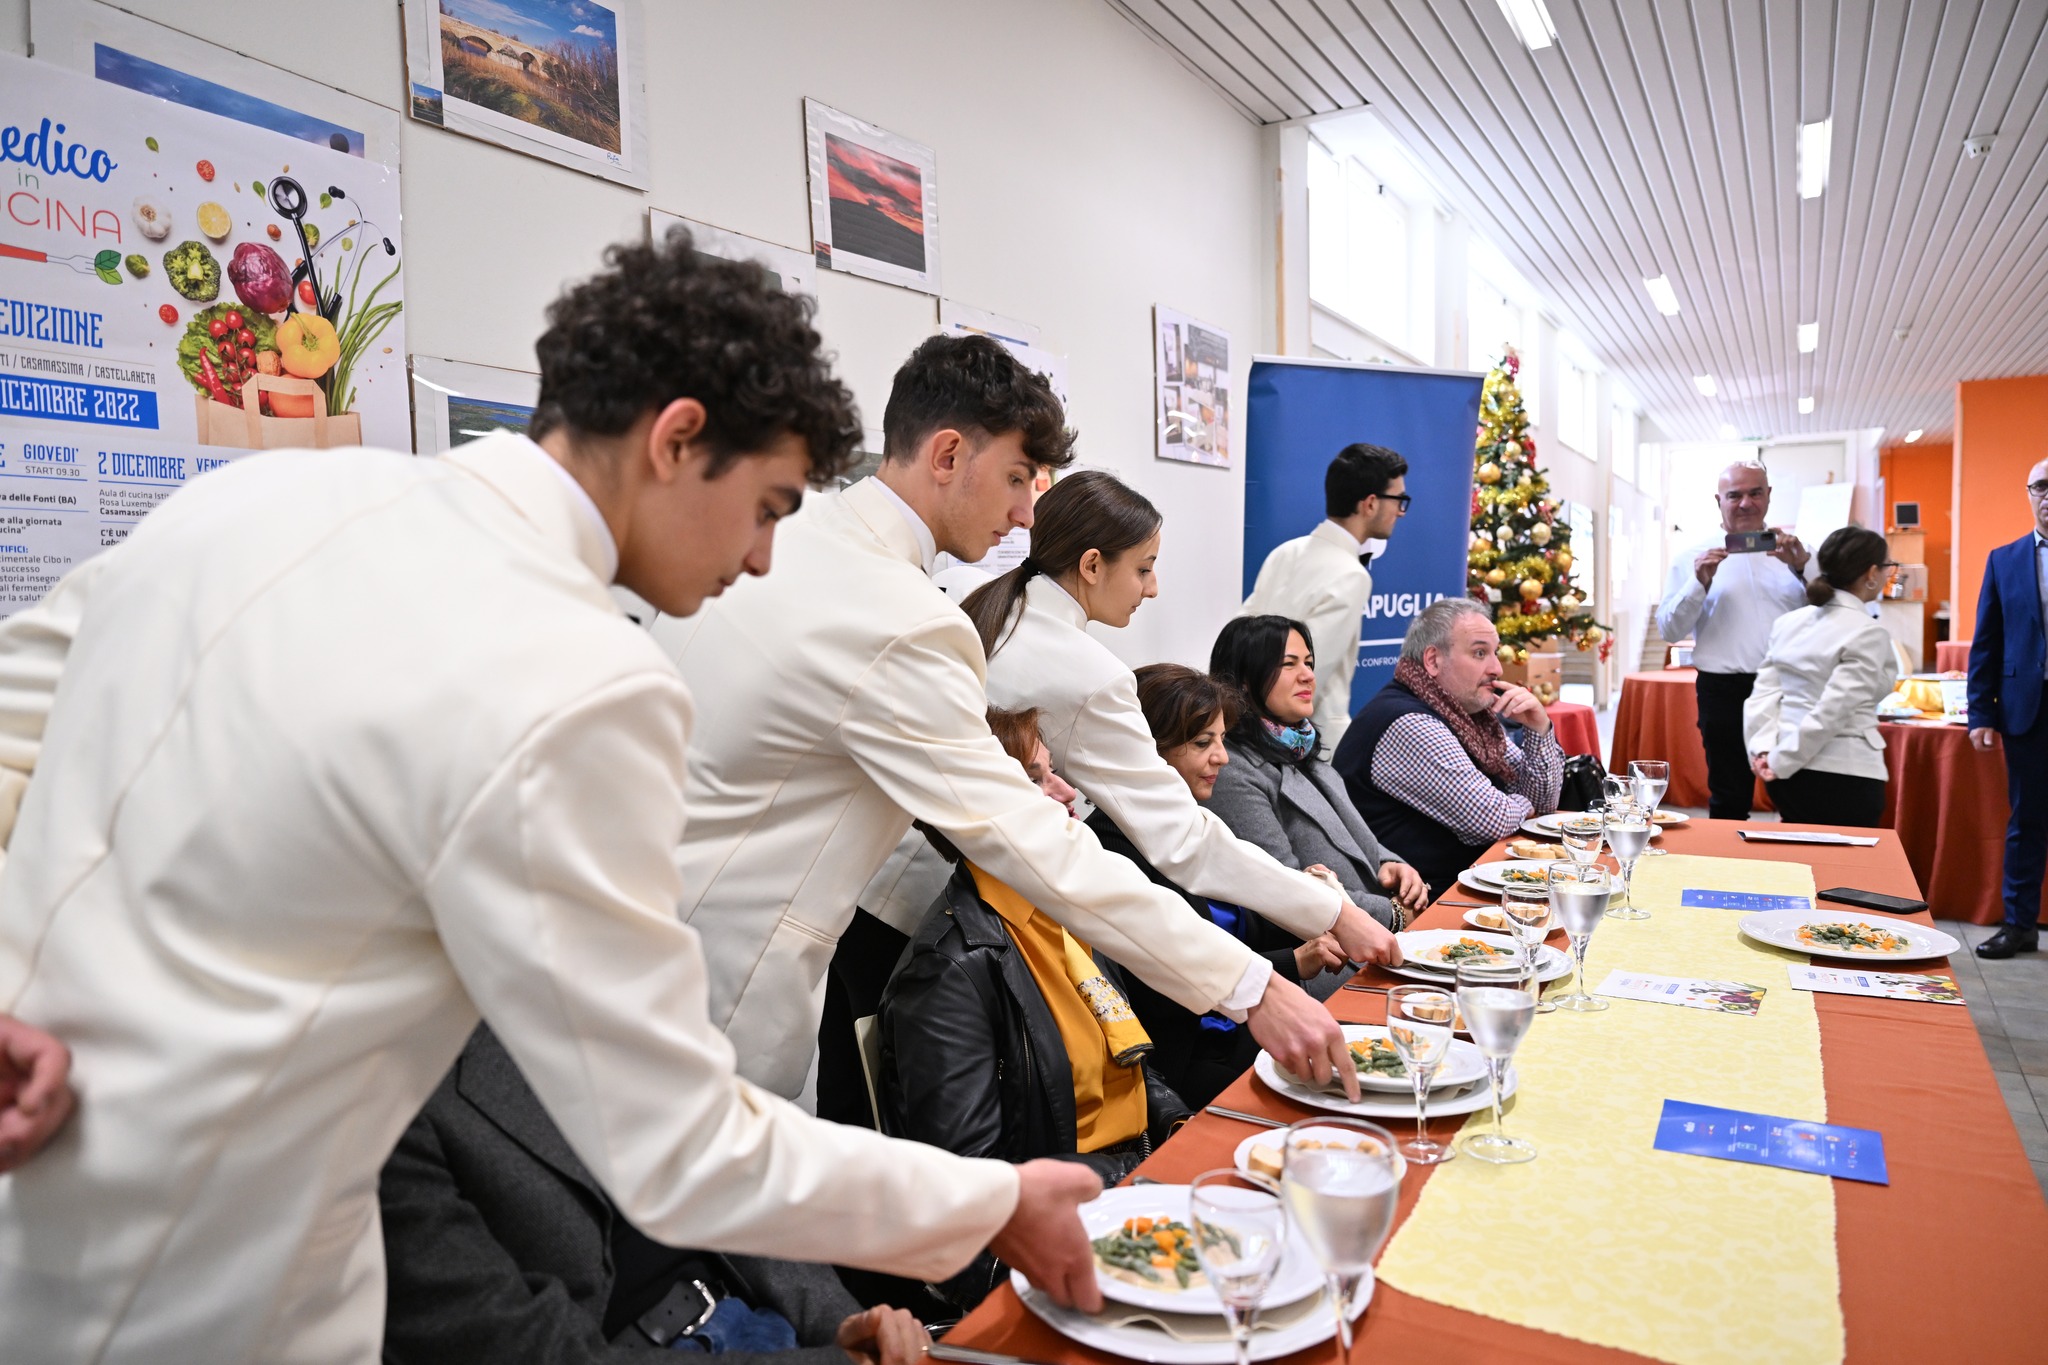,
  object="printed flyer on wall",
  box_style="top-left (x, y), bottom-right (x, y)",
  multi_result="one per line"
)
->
top-left (0, 52), bottom-right (406, 617)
